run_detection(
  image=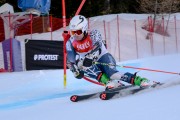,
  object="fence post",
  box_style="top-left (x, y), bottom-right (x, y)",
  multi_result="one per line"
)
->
top-left (117, 15), bottom-right (120, 61)
top-left (174, 15), bottom-right (178, 53)
top-left (8, 12), bottom-right (13, 72)
top-left (30, 13), bottom-right (33, 39)
top-left (150, 33), bottom-right (154, 56)
top-left (148, 16), bottom-right (153, 32)
top-left (107, 22), bottom-right (111, 51)
top-left (103, 20), bottom-right (107, 48)
top-left (148, 16), bottom-right (154, 56)
top-left (88, 18), bottom-right (90, 30)
top-left (134, 20), bottom-right (139, 59)
top-left (50, 15), bottom-right (53, 40)
top-left (162, 16), bottom-right (165, 55)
